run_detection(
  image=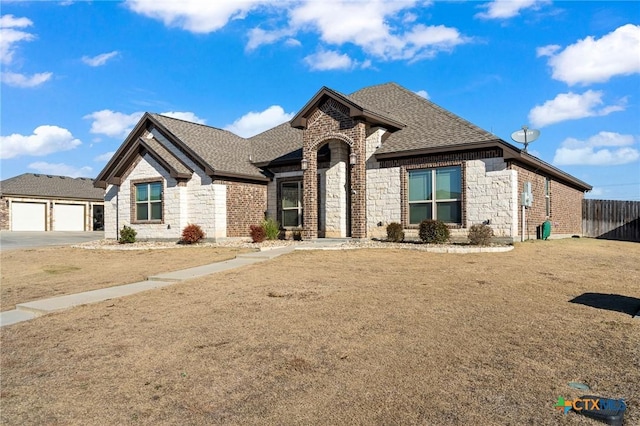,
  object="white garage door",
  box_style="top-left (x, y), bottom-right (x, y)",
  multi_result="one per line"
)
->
top-left (53, 204), bottom-right (85, 231)
top-left (11, 202), bottom-right (46, 231)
